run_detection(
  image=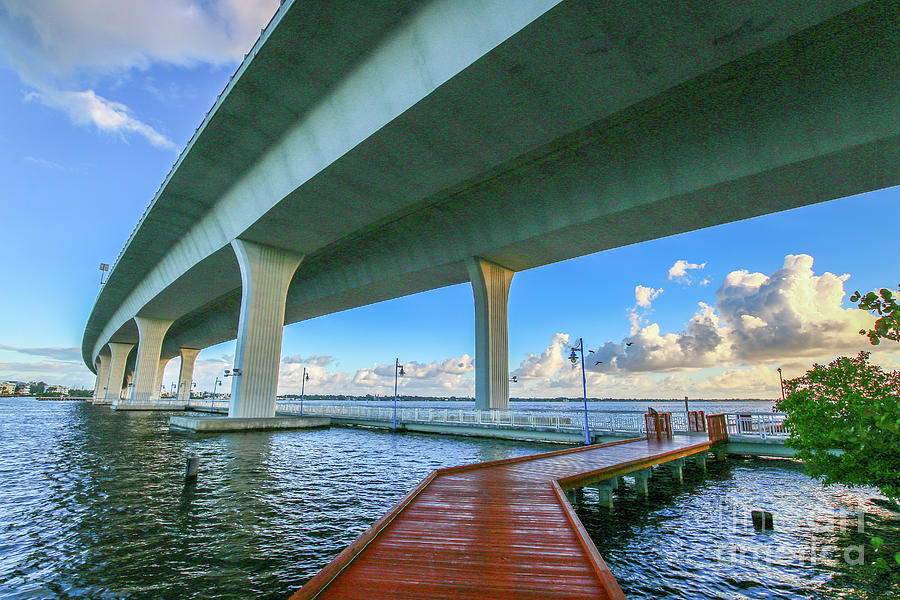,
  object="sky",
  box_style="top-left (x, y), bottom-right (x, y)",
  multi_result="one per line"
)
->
top-left (0, 0), bottom-right (897, 400)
